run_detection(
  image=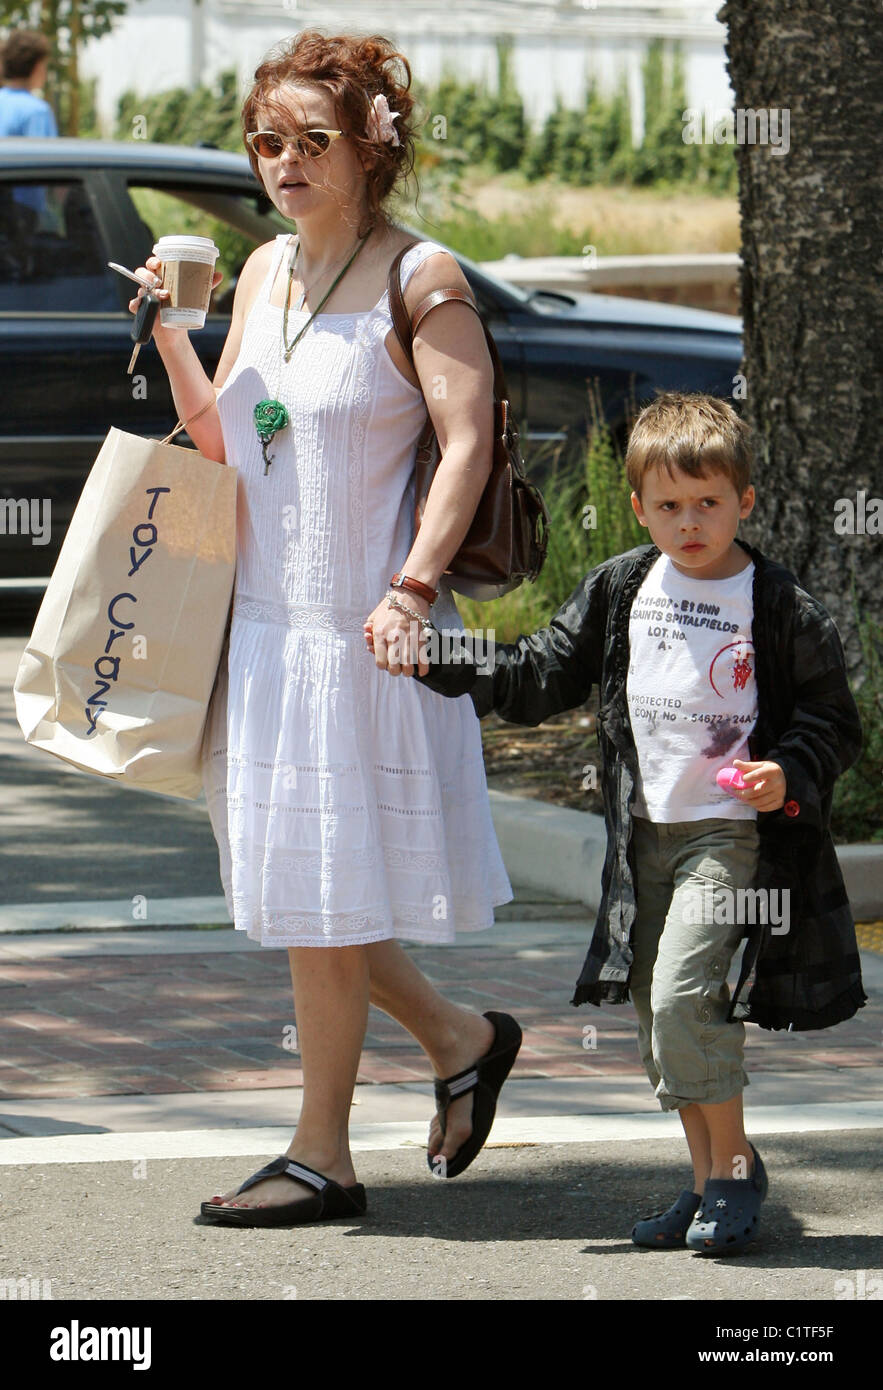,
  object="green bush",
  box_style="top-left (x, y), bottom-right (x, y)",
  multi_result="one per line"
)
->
top-left (587, 78), bottom-right (634, 184)
top-left (630, 41), bottom-right (690, 186)
top-left (115, 71), bottom-right (244, 151)
top-left (56, 78), bottom-right (101, 139)
top-left (411, 198), bottom-right (600, 261)
top-left (412, 39), bottom-right (524, 172)
top-left (520, 100), bottom-right (564, 182)
top-left (415, 34), bottom-right (735, 195)
top-left (695, 137), bottom-right (740, 193)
